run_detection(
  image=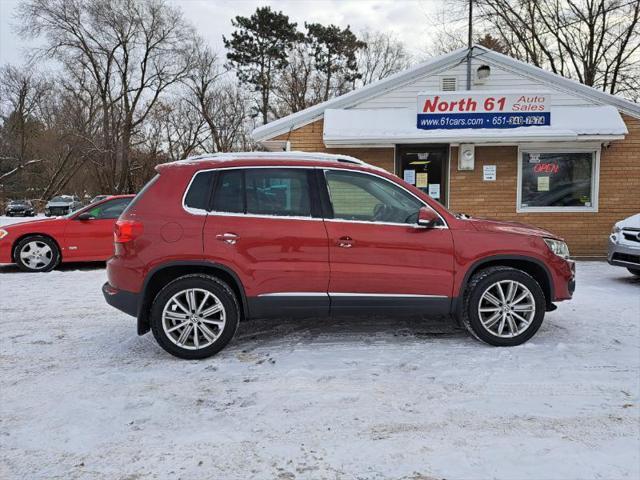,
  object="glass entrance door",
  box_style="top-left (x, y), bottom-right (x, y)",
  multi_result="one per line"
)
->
top-left (397, 145), bottom-right (448, 206)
